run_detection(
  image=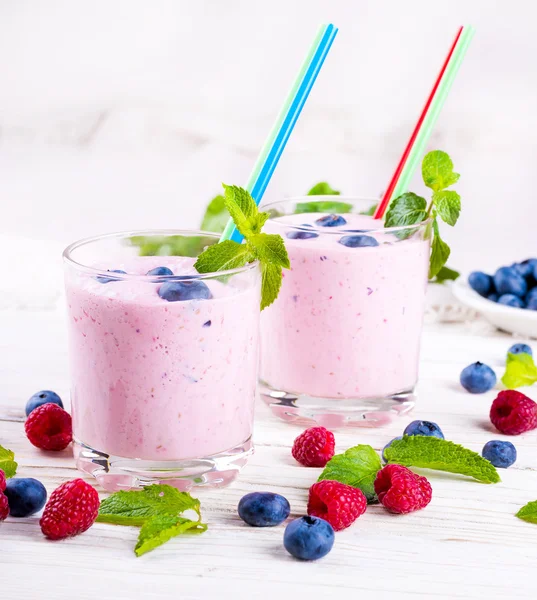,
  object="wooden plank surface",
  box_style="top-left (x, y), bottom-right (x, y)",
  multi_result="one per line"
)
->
top-left (0, 309), bottom-right (535, 600)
